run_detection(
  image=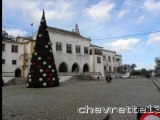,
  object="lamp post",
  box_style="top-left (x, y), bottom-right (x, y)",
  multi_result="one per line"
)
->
top-left (31, 23), bottom-right (33, 36)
